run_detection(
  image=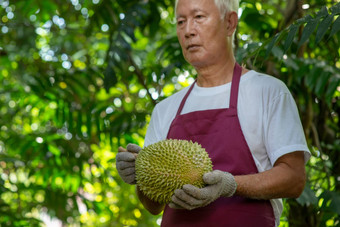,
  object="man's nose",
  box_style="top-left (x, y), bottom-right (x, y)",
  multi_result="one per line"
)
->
top-left (184, 20), bottom-right (196, 38)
